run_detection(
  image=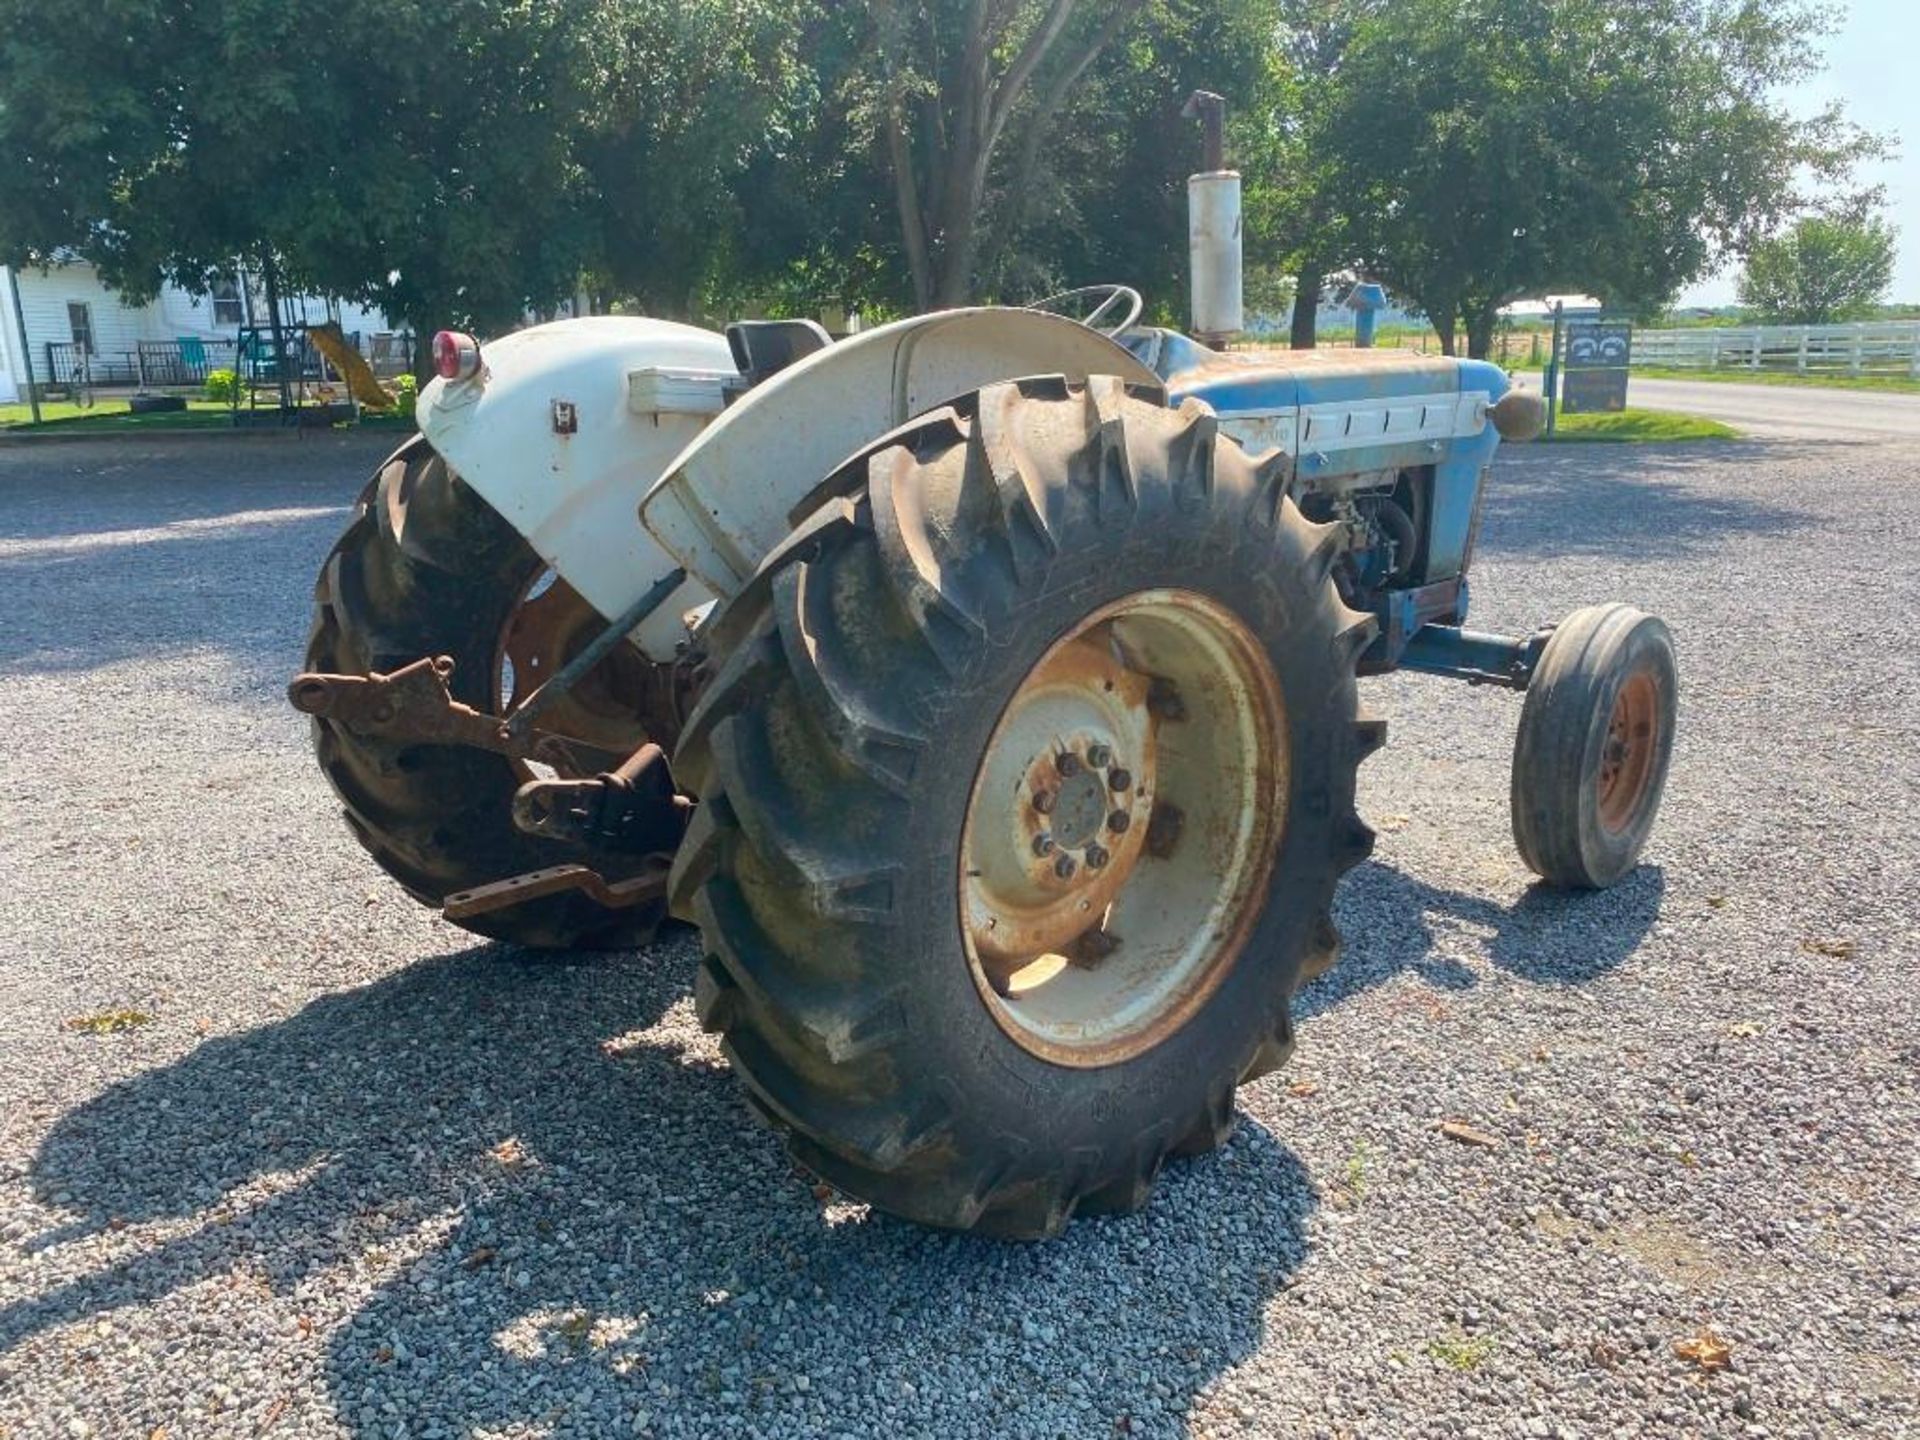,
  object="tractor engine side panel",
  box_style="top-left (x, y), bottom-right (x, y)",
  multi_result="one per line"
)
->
top-left (1163, 351), bottom-right (1505, 556)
